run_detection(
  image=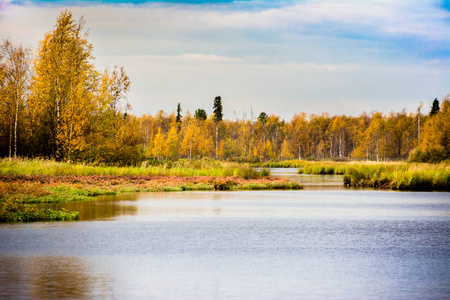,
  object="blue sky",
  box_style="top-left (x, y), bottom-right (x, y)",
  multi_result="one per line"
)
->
top-left (1, 0), bottom-right (449, 119)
